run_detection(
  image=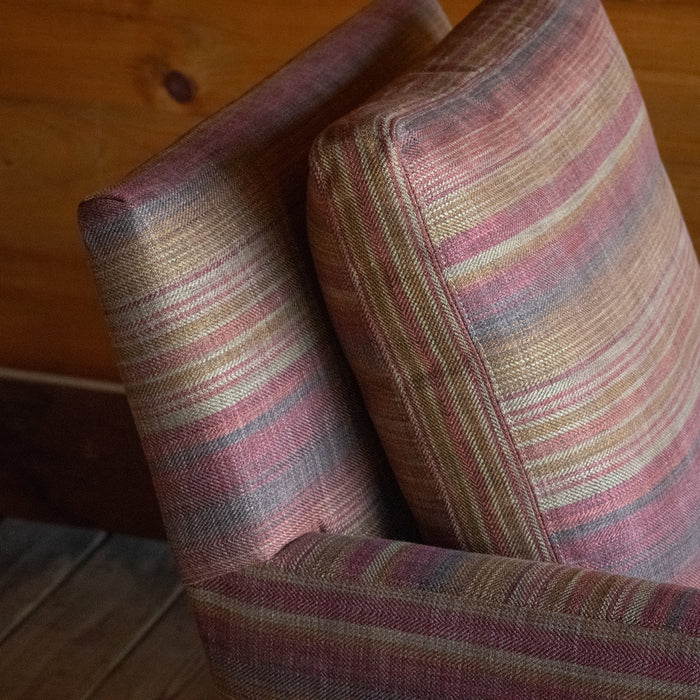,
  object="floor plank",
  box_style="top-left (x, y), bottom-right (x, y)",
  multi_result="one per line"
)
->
top-left (0, 528), bottom-right (192, 699)
top-left (169, 665), bottom-right (218, 700)
top-left (88, 595), bottom-right (213, 699)
top-left (0, 518), bottom-right (105, 643)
